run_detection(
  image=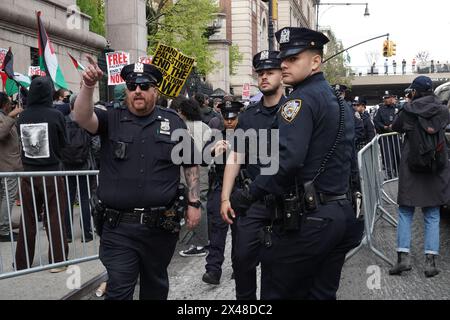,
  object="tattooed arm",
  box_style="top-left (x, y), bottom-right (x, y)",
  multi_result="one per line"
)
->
top-left (184, 165), bottom-right (200, 201)
top-left (183, 165), bottom-right (201, 229)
